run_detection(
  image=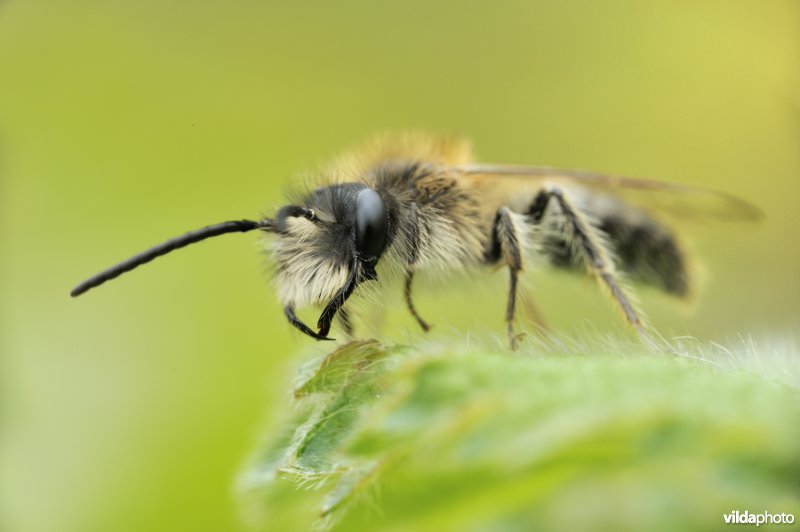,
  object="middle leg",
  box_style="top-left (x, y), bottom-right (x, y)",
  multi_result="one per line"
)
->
top-left (491, 207), bottom-right (525, 350)
top-left (403, 202), bottom-right (432, 332)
